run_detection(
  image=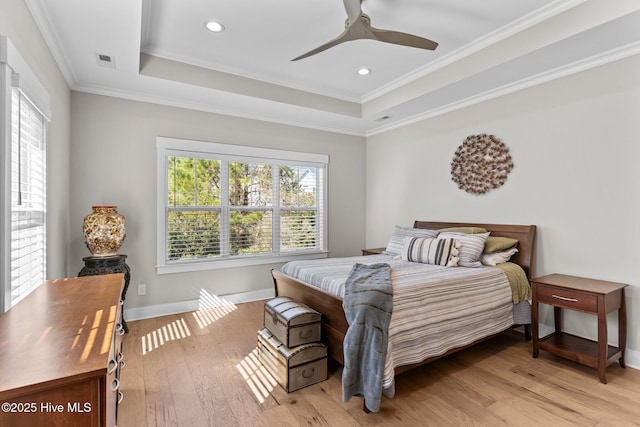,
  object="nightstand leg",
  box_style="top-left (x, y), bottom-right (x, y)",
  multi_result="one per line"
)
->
top-left (532, 300), bottom-right (539, 358)
top-left (553, 306), bottom-right (562, 333)
top-left (619, 289), bottom-right (627, 368)
top-left (598, 300), bottom-right (608, 384)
